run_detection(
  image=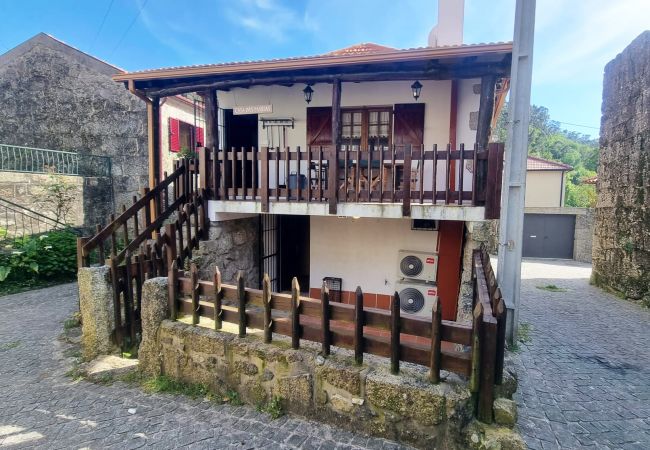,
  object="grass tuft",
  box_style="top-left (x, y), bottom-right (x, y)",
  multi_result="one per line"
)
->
top-left (0, 341), bottom-right (21, 352)
top-left (259, 396), bottom-right (284, 419)
top-left (142, 375), bottom-right (209, 399)
top-left (536, 284), bottom-right (568, 293)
